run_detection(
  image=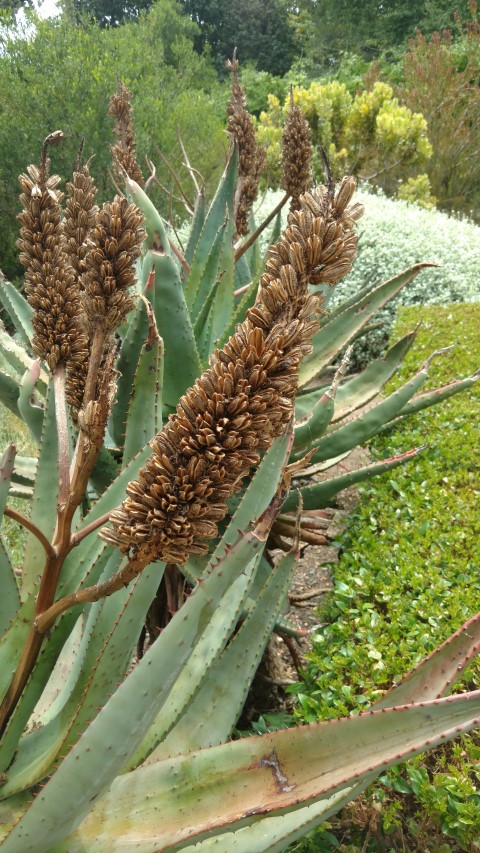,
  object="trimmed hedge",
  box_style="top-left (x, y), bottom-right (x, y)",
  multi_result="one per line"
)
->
top-left (291, 303), bottom-right (480, 851)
